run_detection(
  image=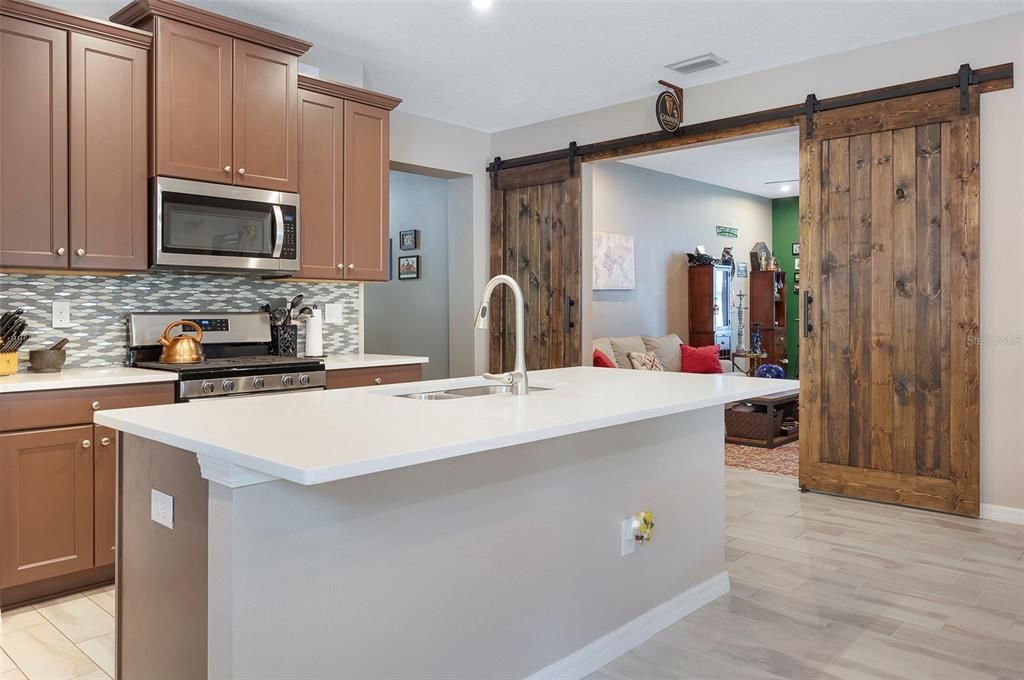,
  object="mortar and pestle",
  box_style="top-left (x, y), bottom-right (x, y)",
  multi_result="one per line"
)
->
top-left (29, 338), bottom-right (69, 373)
